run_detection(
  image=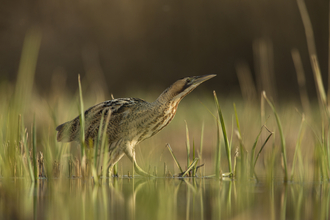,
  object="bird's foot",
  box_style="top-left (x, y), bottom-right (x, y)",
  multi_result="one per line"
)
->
top-left (134, 162), bottom-right (155, 177)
